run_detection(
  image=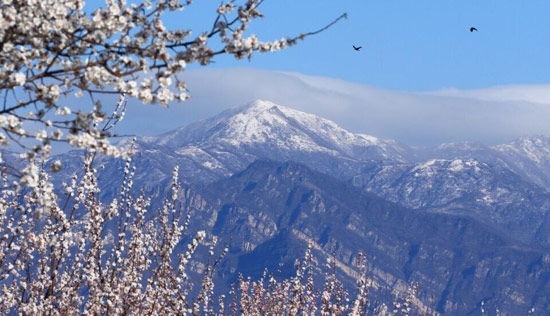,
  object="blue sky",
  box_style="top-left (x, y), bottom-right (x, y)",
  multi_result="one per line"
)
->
top-left (165, 0), bottom-right (550, 91)
top-left (54, 1), bottom-right (550, 149)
